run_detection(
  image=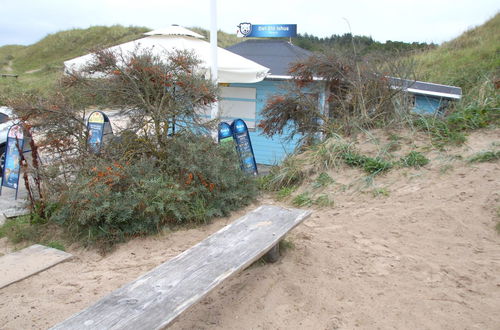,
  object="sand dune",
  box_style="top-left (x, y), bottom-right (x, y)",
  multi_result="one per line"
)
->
top-left (0, 128), bottom-right (499, 329)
